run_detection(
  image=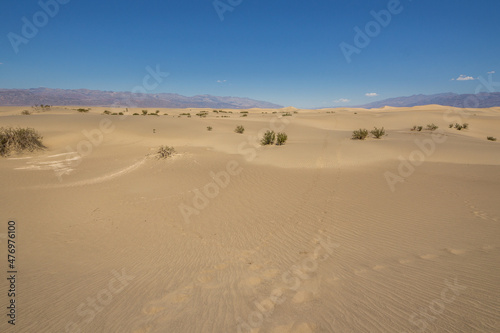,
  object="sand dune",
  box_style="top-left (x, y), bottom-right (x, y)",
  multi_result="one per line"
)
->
top-left (1, 106), bottom-right (499, 332)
